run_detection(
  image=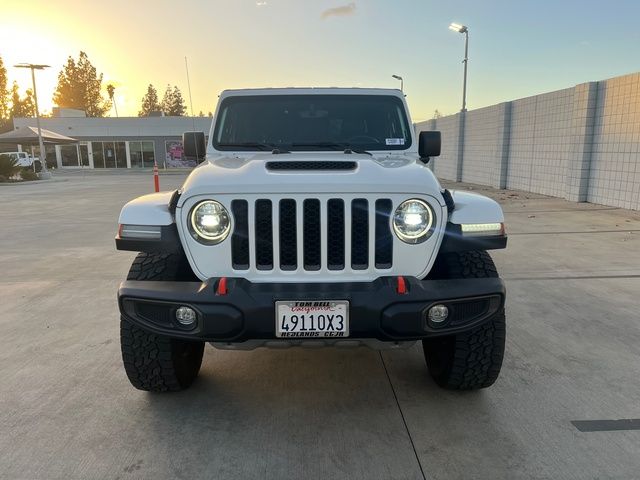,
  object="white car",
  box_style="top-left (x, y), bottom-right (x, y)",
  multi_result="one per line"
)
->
top-left (0, 151), bottom-right (40, 170)
top-left (115, 88), bottom-right (508, 392)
